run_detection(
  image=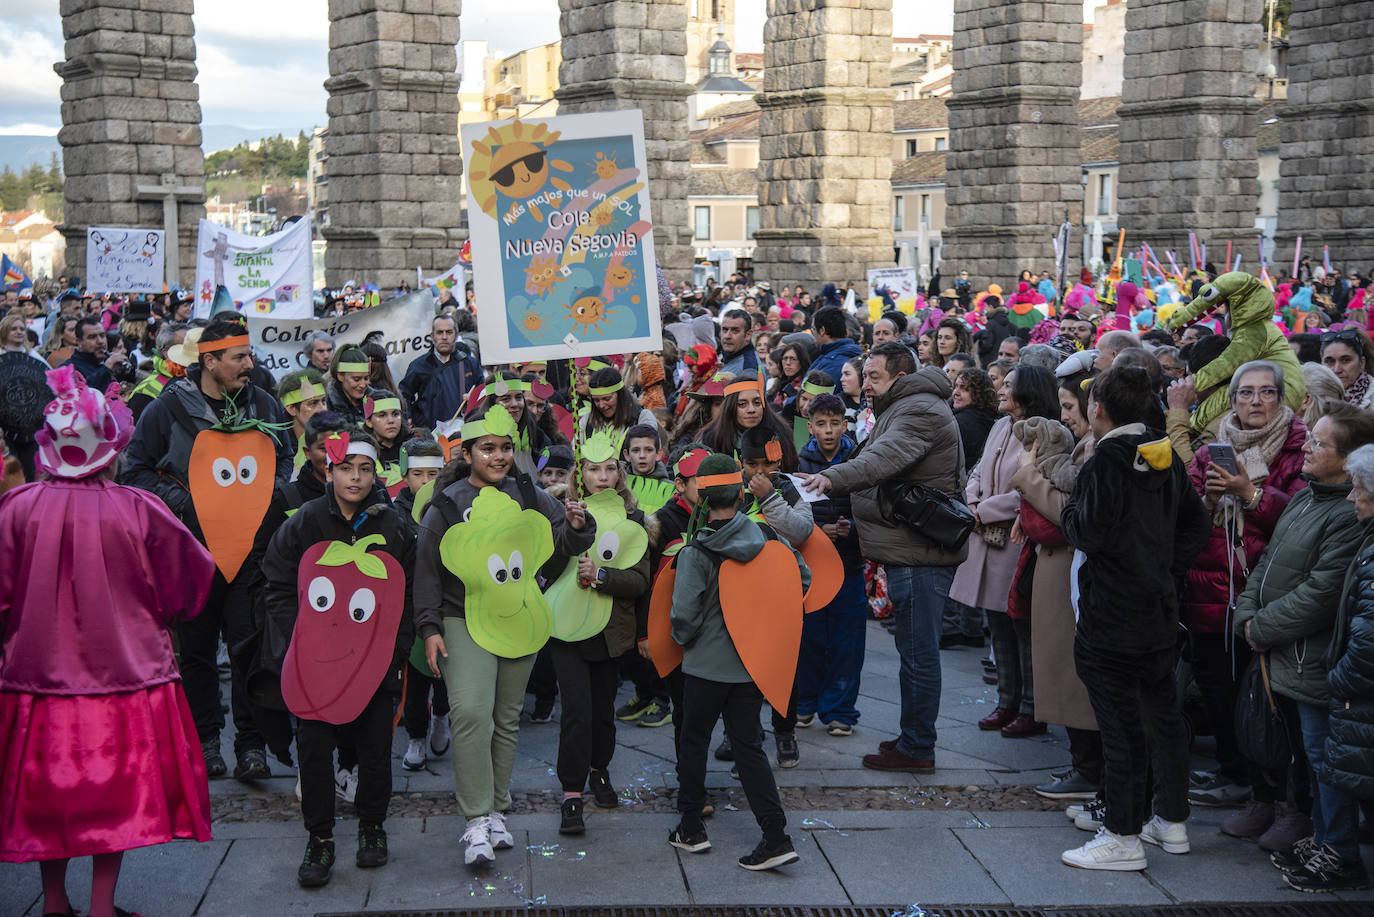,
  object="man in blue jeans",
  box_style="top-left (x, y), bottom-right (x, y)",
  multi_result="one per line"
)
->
top-left (799, 342), bottom-right (967, 771)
